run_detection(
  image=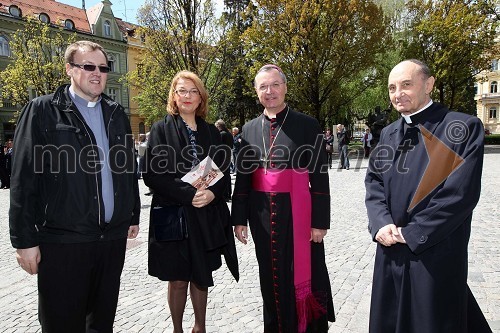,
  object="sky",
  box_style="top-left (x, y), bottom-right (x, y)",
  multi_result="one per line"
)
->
top-left (57, 0), bottom-right (225, 25)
